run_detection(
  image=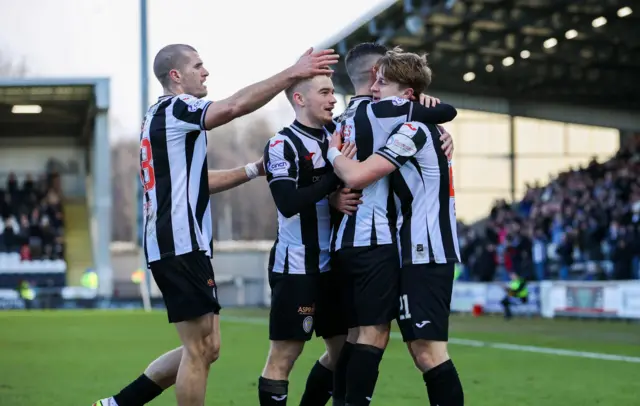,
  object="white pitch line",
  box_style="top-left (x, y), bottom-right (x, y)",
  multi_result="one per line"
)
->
top-left (221, 315), bottom-right (640, 364)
